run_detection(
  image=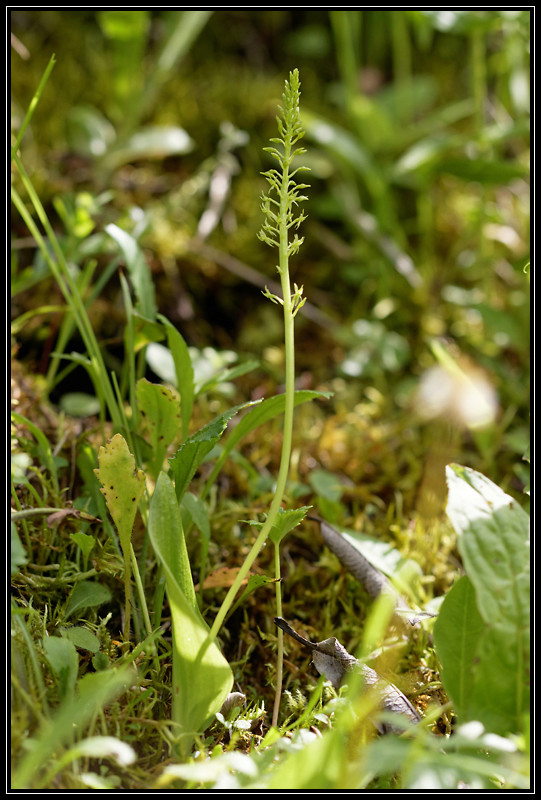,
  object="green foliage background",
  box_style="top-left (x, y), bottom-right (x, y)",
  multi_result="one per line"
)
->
top-left (11, 9), bottom-right (530, 791)
top-left (11, 10), bottom-right (530, 496)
